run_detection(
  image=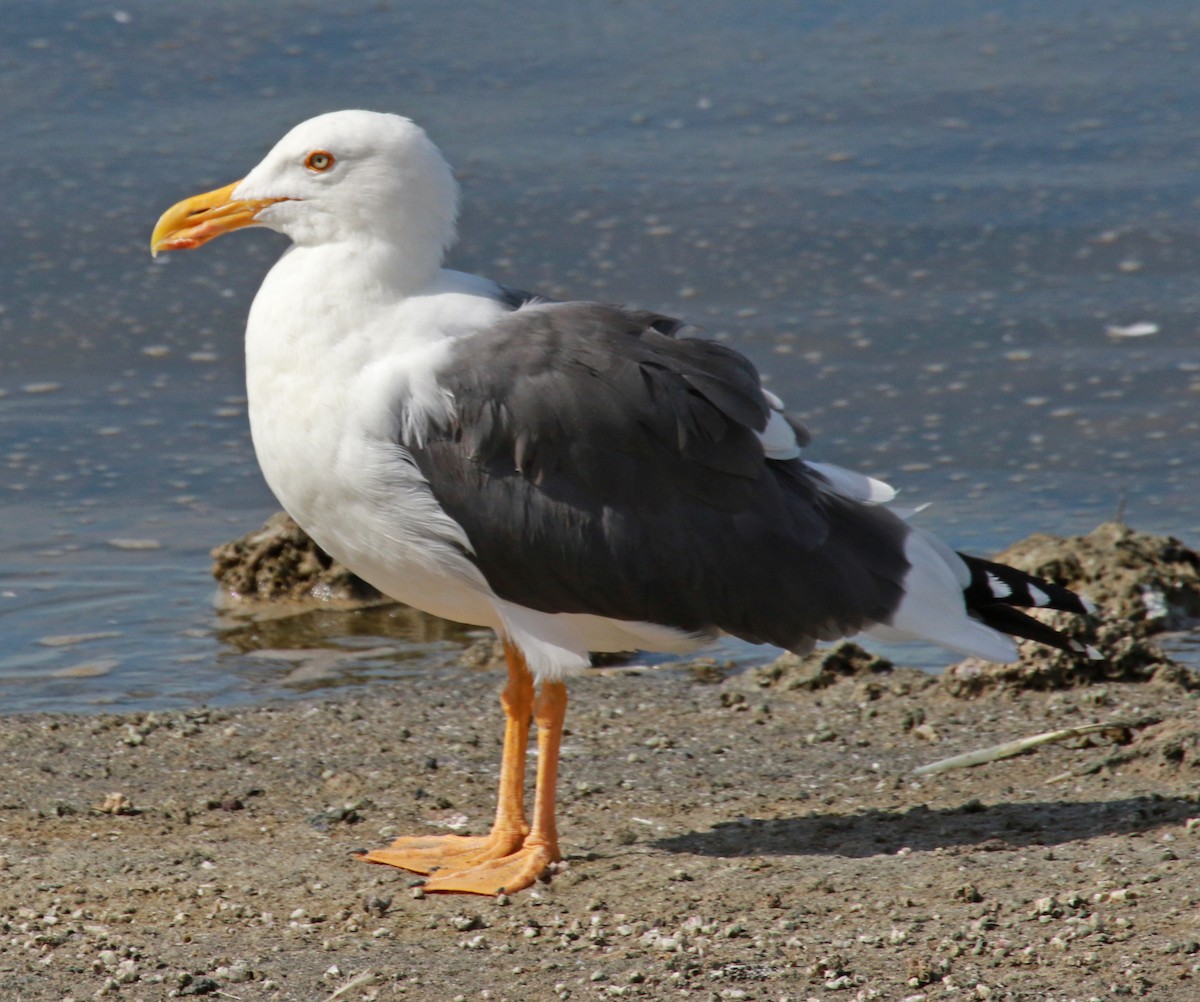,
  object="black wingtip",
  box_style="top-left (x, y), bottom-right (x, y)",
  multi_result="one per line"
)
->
top-left (957, 552), bottom-right (1097, 657)
top-left (970, 603), bottom-right (1096, 658)
top-left (959, 553), bottom-right (1091, 616)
